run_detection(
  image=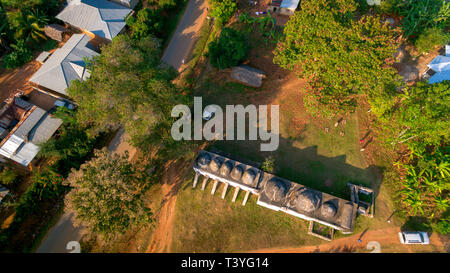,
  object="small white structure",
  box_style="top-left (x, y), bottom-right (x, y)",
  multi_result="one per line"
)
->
top-left (426, 54), bottom-right (450, 84)
top-left (267, 0), bottom-right (300, 16)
